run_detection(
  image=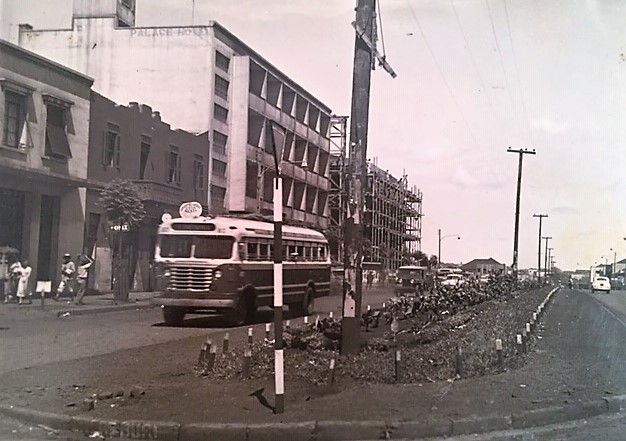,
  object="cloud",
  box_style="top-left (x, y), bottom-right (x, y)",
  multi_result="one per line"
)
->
top-left (550, 206), bottom-right (579, 215)
top-left (448, 163), bottom-right (506, 190)
top-left (531, 116), bottom-right (573, 134)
